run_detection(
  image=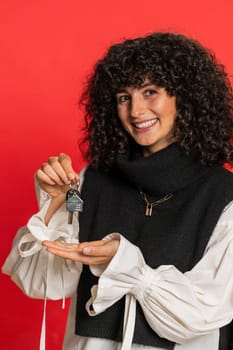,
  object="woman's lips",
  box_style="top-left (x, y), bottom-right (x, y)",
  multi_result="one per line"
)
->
top-left (133, 118), bottom-right (158, 130)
